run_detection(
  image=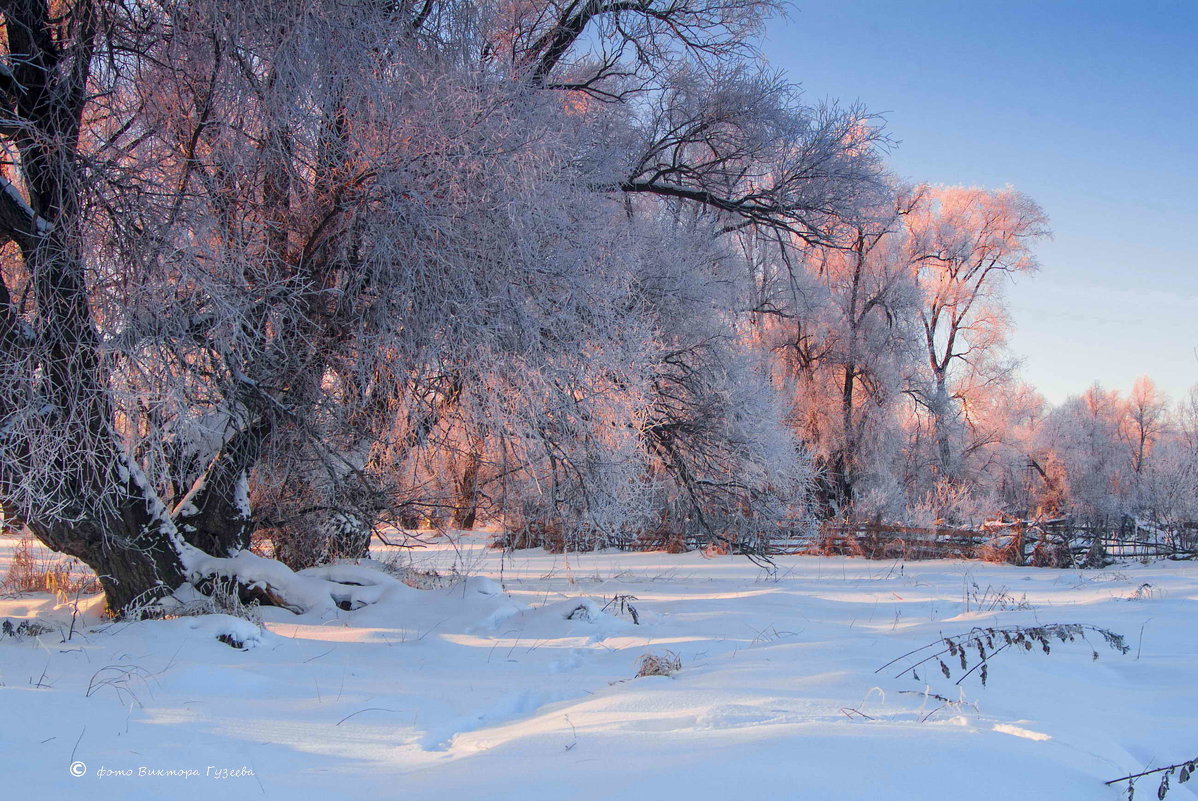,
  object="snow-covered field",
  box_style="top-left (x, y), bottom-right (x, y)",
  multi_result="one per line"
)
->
top-left (2, 532), bottom-right (1195, 801)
